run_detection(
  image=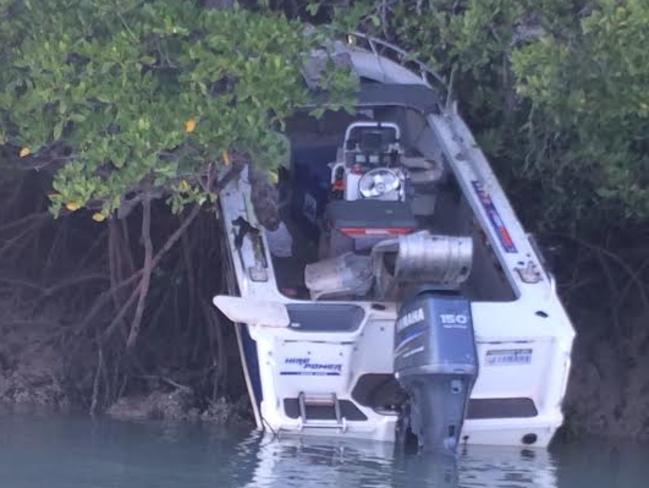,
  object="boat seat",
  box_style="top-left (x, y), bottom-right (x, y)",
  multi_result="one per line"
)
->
top-left (326, 200), bottom-right (417, 230)
top-left (325, 200), bottom-right (418, 255)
